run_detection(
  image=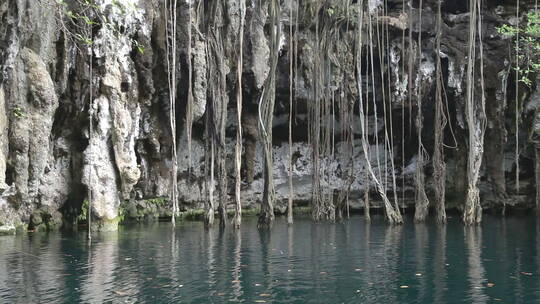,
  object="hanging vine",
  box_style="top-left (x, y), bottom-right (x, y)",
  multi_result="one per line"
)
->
top-left (515, 0), bottom-right (521, 194)
top-left (356, 0), bottom-right (402, 225)
top-left (186, 0), bottom-right (194, 174)
top-left (206, 0), bottom-right (229, 228)
top-left (433, 0), bottom-right (447, 224)
top-left (463, 0), bottom-right (486, 225)
top-left (258, 0), bottom-right (280, 228)
top-left (87, 20), bottom-right (93, 241)
top-left (287, 0), bottom-right (297, 225)
top-left (358, 5), bottom-right (371, 222)
top-left (233, 0), bottom-right (245, 229)
top-left (310, 1), bottom-right (323, 221)
top-left (164, 0), bottom-right (179, 227)
top-left (413, 0), bottom-right (430, 222)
